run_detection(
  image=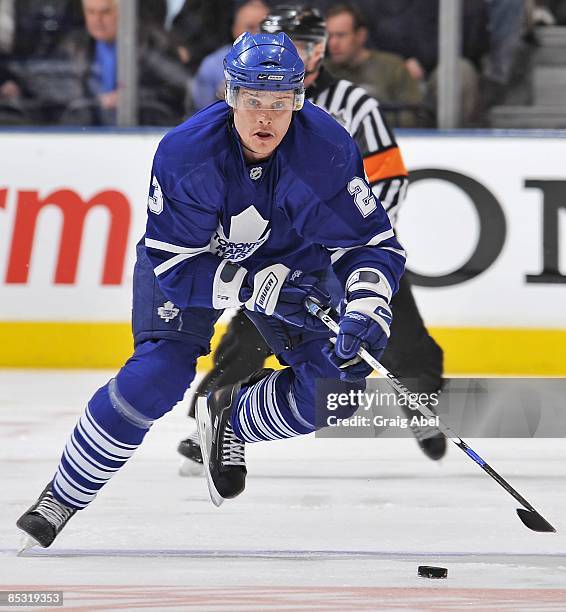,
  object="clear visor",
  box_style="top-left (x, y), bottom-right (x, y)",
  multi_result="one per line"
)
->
top-left (226, 85), bottom-right (305, 111)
